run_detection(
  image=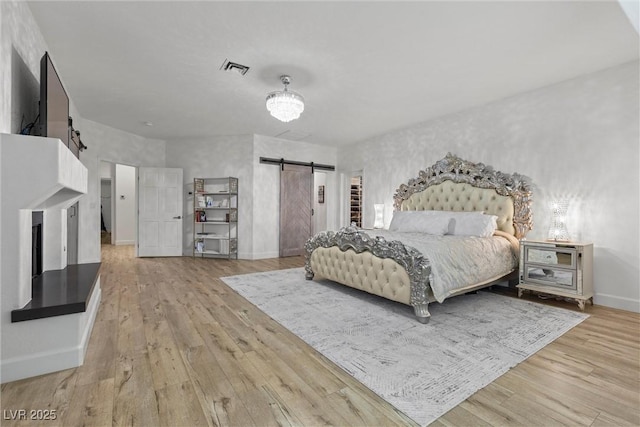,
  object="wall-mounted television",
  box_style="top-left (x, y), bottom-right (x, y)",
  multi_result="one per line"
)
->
top-left (39, 52), bottom-right (73, 154)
